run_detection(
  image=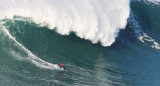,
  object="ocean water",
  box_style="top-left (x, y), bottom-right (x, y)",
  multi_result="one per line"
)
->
top-left (0, 0), bottom-right (160, 86)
